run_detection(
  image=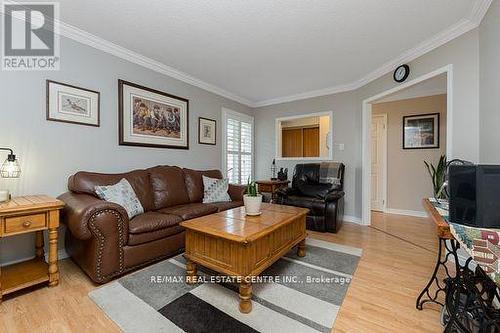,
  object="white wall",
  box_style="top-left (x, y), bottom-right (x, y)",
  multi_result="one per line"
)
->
top-left (479, 0), bottom-right (500, 163)
top-left (0, 36), bottom-right (252, 265)
top-left (255, 29), bottom-right (480, 221)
